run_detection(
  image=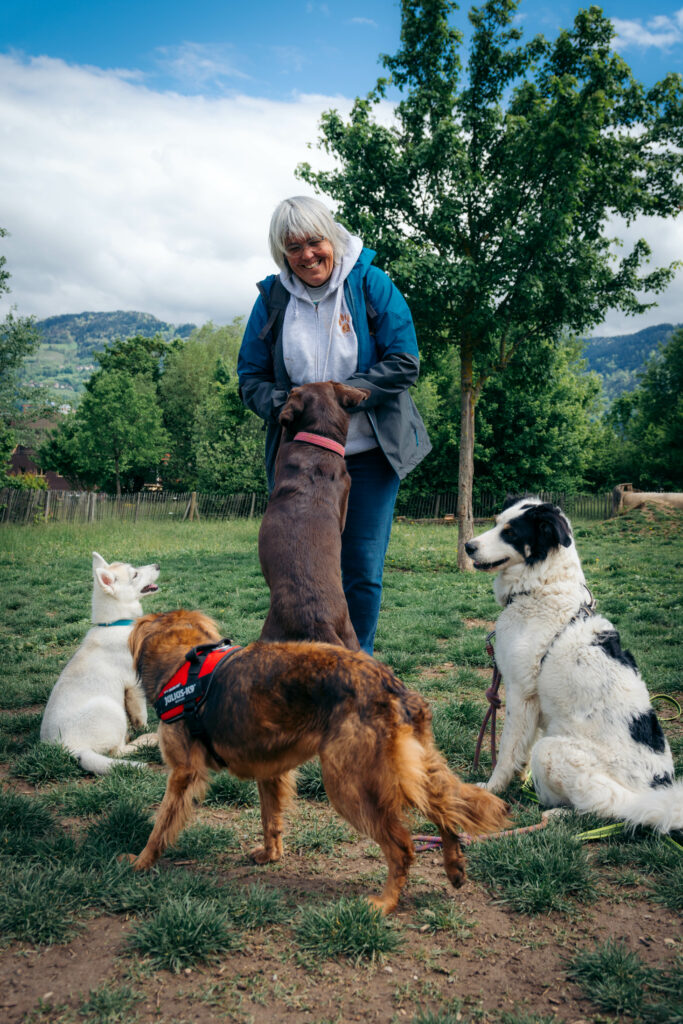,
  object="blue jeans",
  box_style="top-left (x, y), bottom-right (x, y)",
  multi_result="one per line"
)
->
top-left (342, 447), bottom-right (400, 655)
